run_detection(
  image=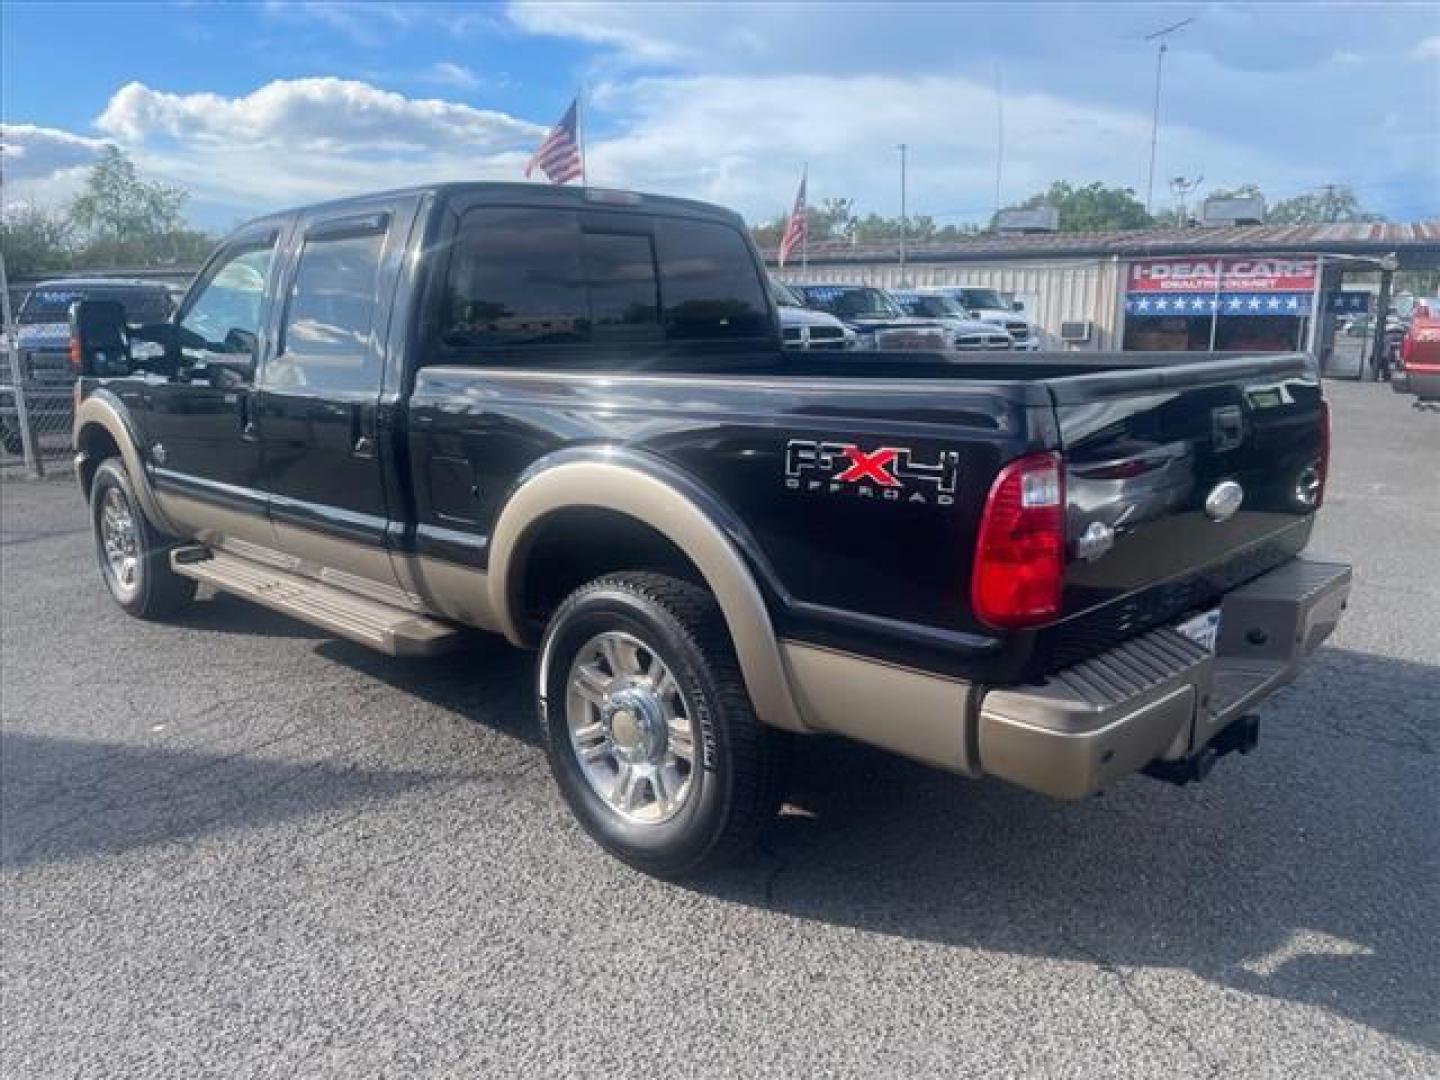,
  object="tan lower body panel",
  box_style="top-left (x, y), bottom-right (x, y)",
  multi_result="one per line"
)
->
top-left (154, 490), bottom-right (278, 552)
top-left (779, 640), bottom-right (977, 774)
